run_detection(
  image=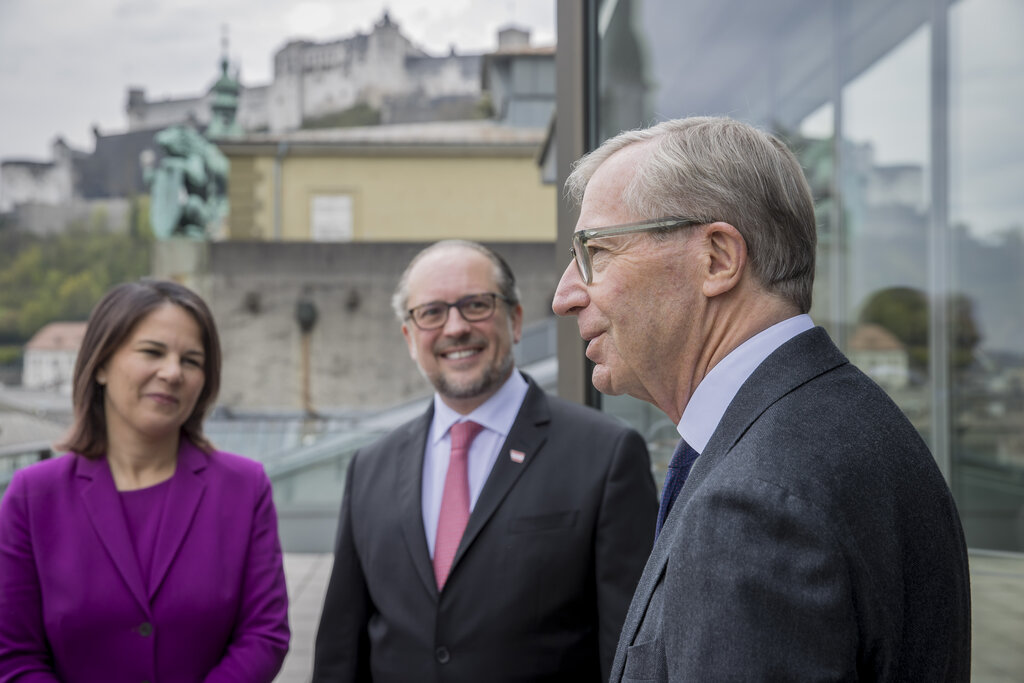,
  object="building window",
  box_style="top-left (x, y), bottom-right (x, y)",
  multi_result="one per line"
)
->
top-left (310, 194), bottom-right (354, 242)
